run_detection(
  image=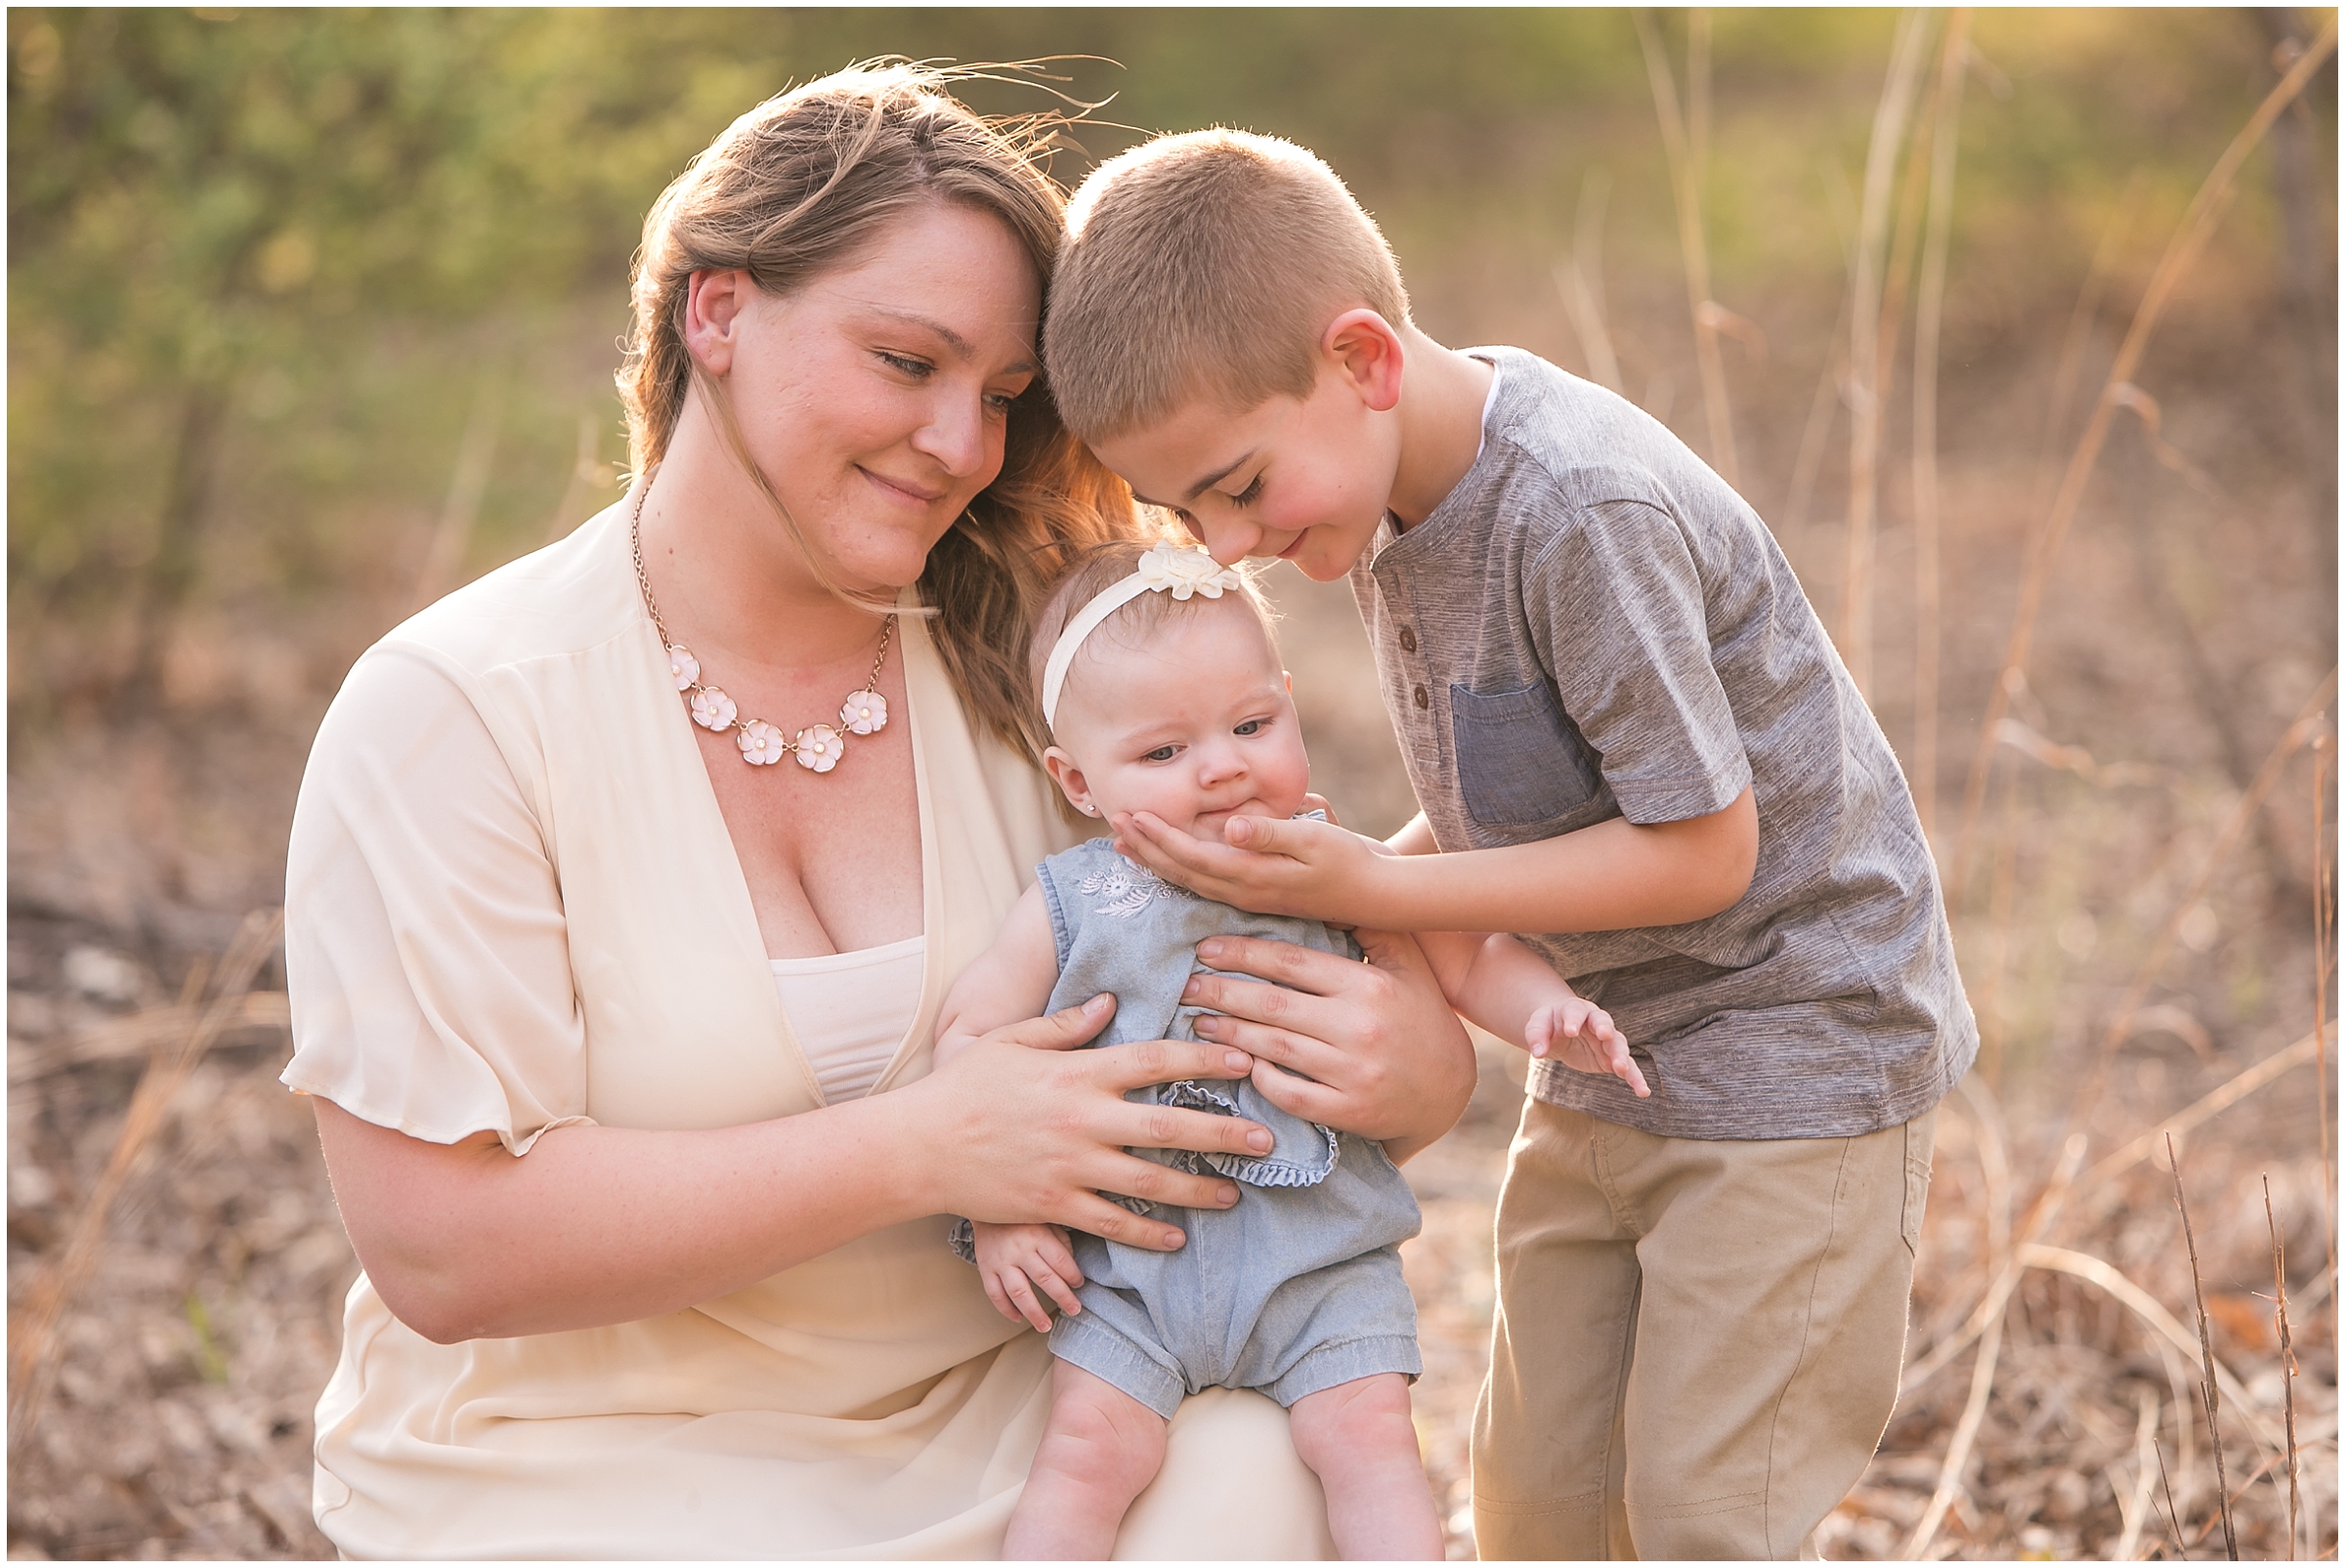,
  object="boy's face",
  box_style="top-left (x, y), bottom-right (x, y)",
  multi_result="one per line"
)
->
top-left (1090, 362), bottom-right (1400, 584)
top-left (1045, 595), bottom-right (1311, 843)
